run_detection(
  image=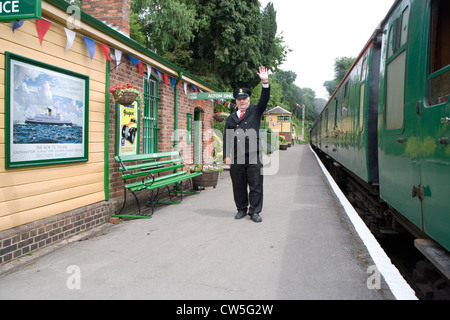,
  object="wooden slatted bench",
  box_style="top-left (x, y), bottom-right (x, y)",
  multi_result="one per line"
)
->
top-left (113, 151), bottom-right (202, 218)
